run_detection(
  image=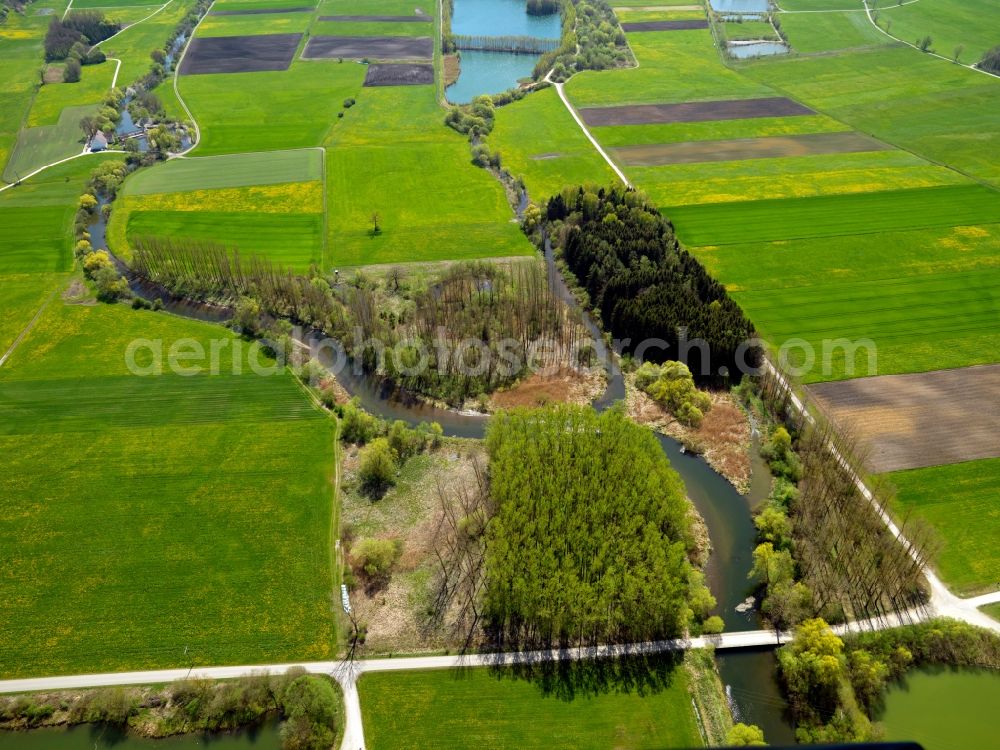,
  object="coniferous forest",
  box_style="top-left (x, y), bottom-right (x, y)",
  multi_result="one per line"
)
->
top-left (546, 186), bottom-right (759, 384)
top-left (482, 405), bottom-right (715, 648)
